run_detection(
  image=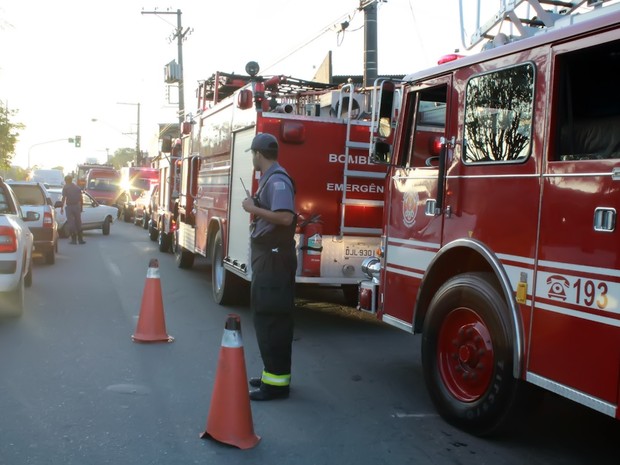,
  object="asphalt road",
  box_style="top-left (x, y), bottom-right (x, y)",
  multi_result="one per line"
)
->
top-left (0, 220), bottom-right (618, 465)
